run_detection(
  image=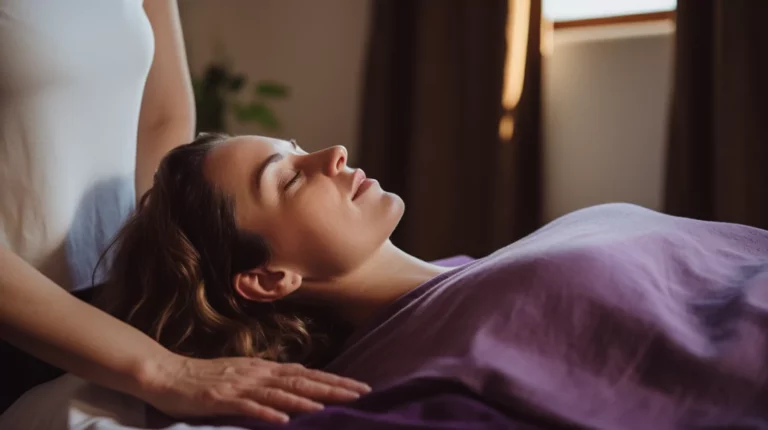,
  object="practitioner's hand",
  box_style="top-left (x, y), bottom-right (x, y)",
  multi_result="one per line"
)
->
top-left (139, 353), bottom-right (371, 424)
